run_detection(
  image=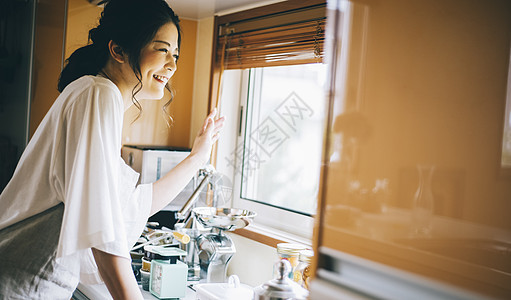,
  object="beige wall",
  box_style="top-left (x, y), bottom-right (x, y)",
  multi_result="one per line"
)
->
top-left (190, 17), bottom-right (215, 145)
